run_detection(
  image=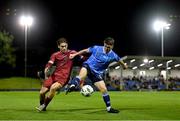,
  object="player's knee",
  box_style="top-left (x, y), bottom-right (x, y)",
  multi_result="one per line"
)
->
top-left (99, 87), bottom-right (107, 93)
top-left (40, 87), bottom-right (48, 94)
top-left (40, 90), bottom-right (45, 95)
top-left (50, 86), bottom-right (58, 92)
